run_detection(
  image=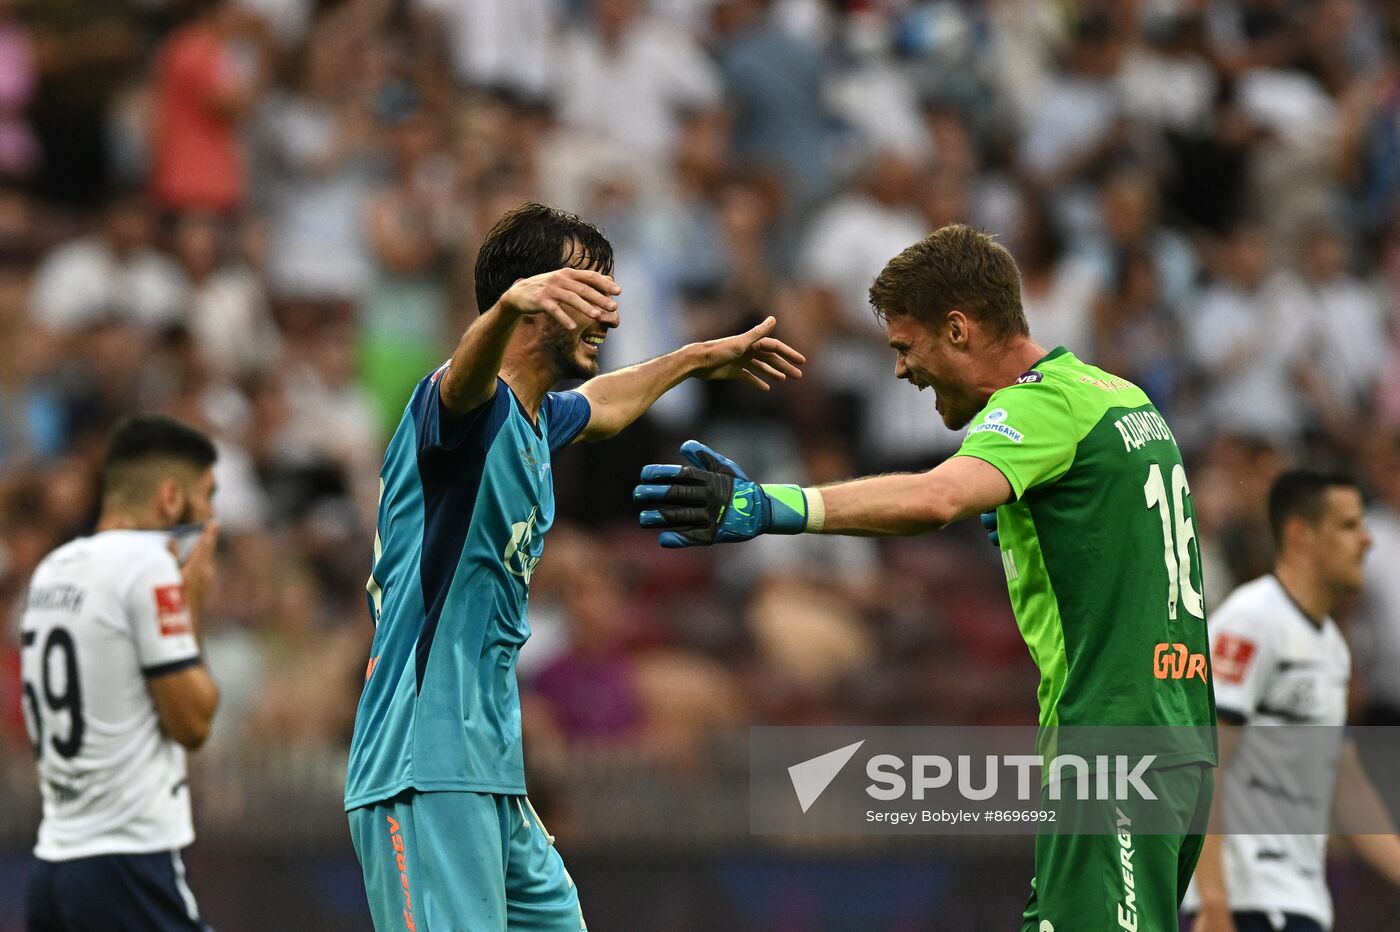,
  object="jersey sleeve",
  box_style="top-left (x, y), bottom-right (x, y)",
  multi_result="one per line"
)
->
top-left (125, 551), bottom-right (202, 678)
top-left (412, 368), bottom-right (510, 454)
top-left (541, 390), bottom-right (592, 452)
top-left (950, 379), bottom-right (1078, 499)
top-left (1208, 599), bottom-right (1275, 724)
